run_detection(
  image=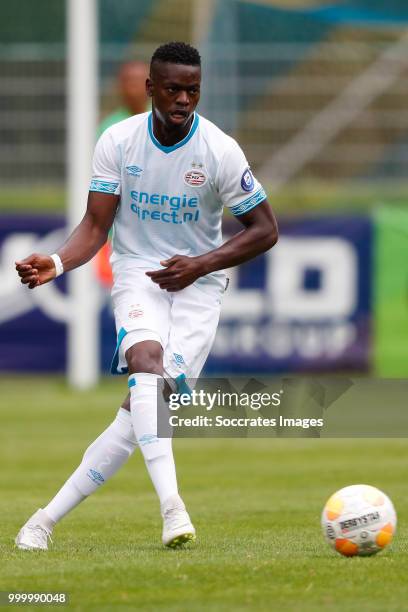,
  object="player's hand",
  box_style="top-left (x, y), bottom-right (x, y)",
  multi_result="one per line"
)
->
top-left (15, 253), bottom-right (57, 289)
top-left (146, 255), bottom-right (203, 291)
